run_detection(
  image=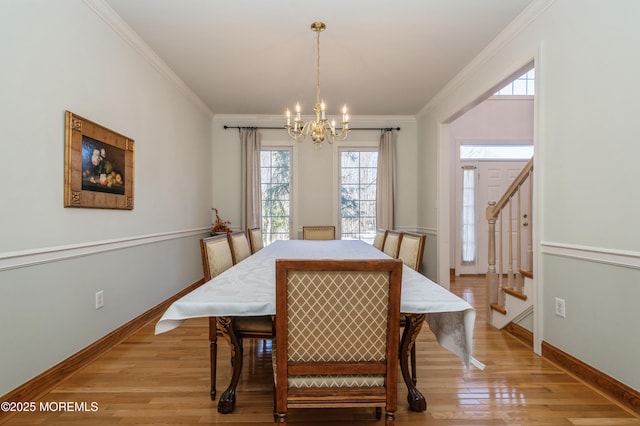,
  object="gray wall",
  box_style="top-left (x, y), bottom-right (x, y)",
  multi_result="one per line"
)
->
top-left (417, 0), bottom-right (640, 391)
top-left (0, 1), bottom-right (213, 396)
